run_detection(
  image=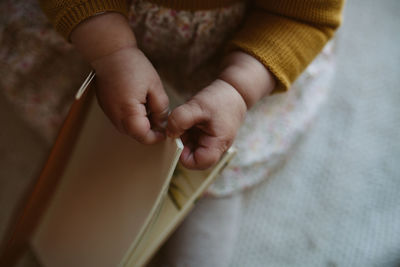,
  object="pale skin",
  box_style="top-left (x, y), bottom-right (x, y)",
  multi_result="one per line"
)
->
top-left (71, 12), bottom-right (276, 170)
